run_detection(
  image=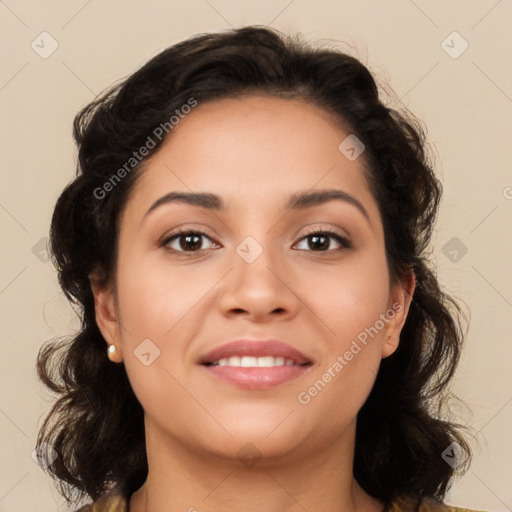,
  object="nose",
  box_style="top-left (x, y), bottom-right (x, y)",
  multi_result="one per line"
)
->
top-left (217, 239), bottom-right (299, 323)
